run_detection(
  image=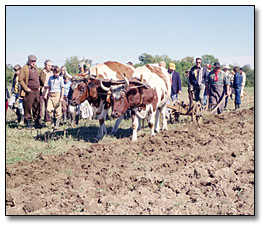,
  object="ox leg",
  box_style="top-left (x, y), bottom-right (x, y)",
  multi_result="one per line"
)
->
top-left (131, 115), bottom-right (139, 141)
top-left (111, 115), bottom-right (124, 135)
top-left (154, 109), bottom-right (160, 133)
top-left (96, 108), bottom-right (108, 140)
top-left (148, 111), bottom-right (156, 137)
top-left (160, 104), bottom-right (168, 131)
